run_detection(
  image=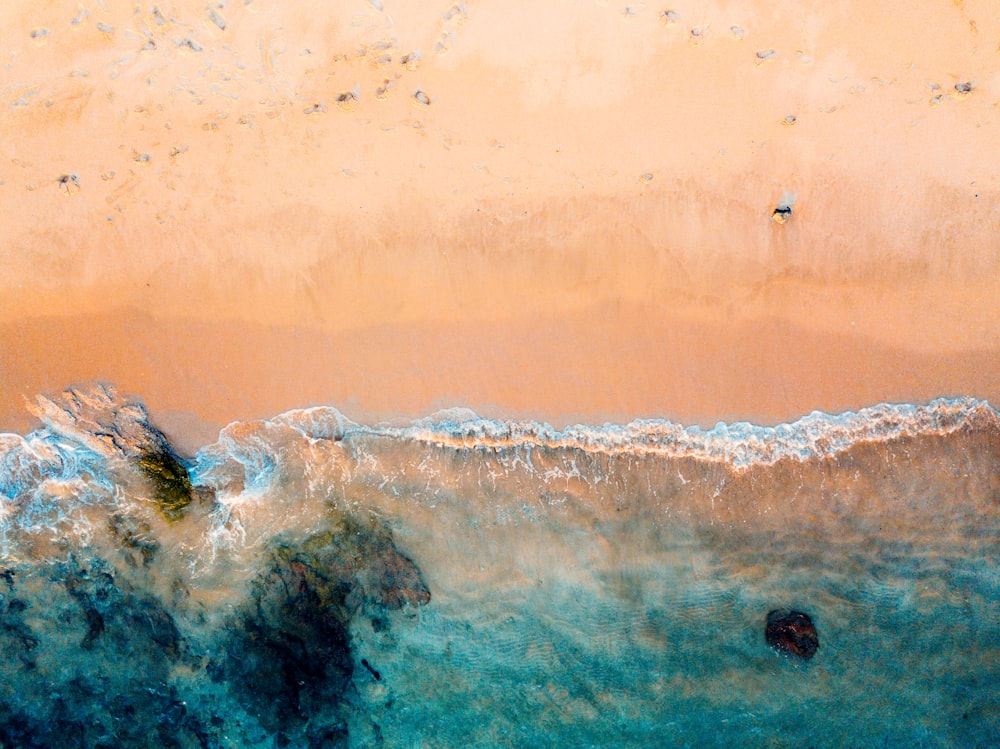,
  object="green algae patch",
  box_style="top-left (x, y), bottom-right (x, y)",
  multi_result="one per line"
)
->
top-left (138, 448), bottom-right (194, 521)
